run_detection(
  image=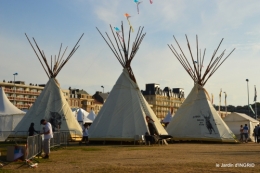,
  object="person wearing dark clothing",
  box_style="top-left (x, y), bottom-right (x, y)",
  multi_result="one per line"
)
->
top-left (253, 125), bottom-right (259, 143)
top-left (28, 123), bottom-right (38, 136)
top-left (144, 132), bottom-right (153, 145)
top-left (146, 116), bottom-right (158, 136)
top-left (257, 124), bottom-right (260, 143)
top-left (145, 116), bottom-right (160, 144)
